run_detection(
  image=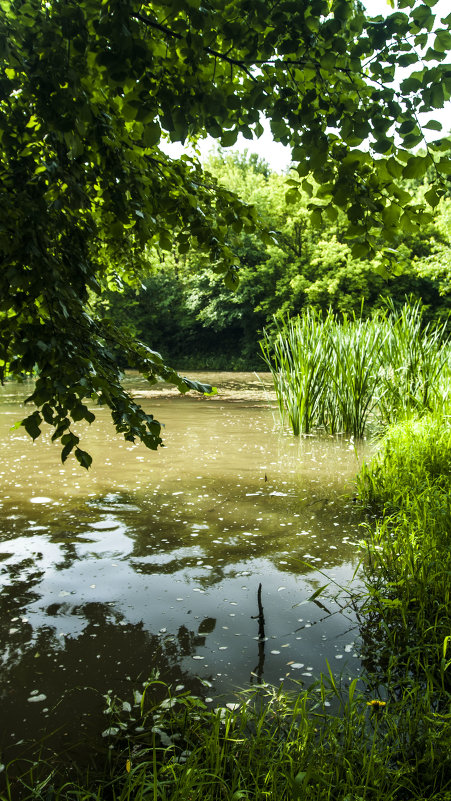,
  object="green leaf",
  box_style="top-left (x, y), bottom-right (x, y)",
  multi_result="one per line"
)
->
top-left (220, 129), bottom-right (238, 147)
top-left (372, 138), bottom-right (392, 154)
top-left (438, 158), bottom-right (451, 175)
top-left (306, 584), bottom-right (329, 602)
top-left (121, 104), bottom-right (138, 122)
top-left (142, 122), bottom-right (161, 147)
top-left (400, 75), bottom-right (423, 93)
top-left (60, 432), bottom-right (80, 462)
top-left (402, 156), bottom-right (428, 179)
top-left (382, 203), bottom-right (401, 226)
top-left (398, 53), bottom-right (418, 67)
top-left (310, 208), bottom-right (323, 228)
top-left (423, 119), bottom-right (442, 131)
top-left (398, 119), bottom-right (416, 135)
top-left (430, 83), bottom-right (445, 108)
top-left (21, 413), bottom-right (42, 441)
top-left (75, 448), bottom-right (93, 469)
top-left (224, 268), bottom-right (240, 291)
top-left (402, 132), bottom-right (424, 148)
top-left (411, 4), bottom-right (434, 30)
top-left (159, 232), bottom-right (173, 250)
top-left (291, 146), bottom-right (304, 161)
top-left (271, 119), bottom-right (290, 140)
top-left (434, 29), bottom-right (451, 50)
top-left (351, 242), bottom-right (369, 258)
top-left (386, 158), bottom-right (403, 178)
top-left (324, 204), bottom-right (338, 222)
top-left (424, 187), bottom-right (441, 207)
top-left (207, 118), bottom-right (223, 138)
top-left (241, 125), bottom-right (253, 140)
top-left (285, 188), bottom-right (300, 204)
